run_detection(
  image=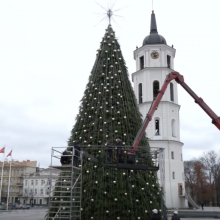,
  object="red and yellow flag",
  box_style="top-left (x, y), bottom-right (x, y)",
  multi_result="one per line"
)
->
top-left (7, 150), bottom-right (12, 157)
top-left (0, 147), bottom-right (5, 153)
